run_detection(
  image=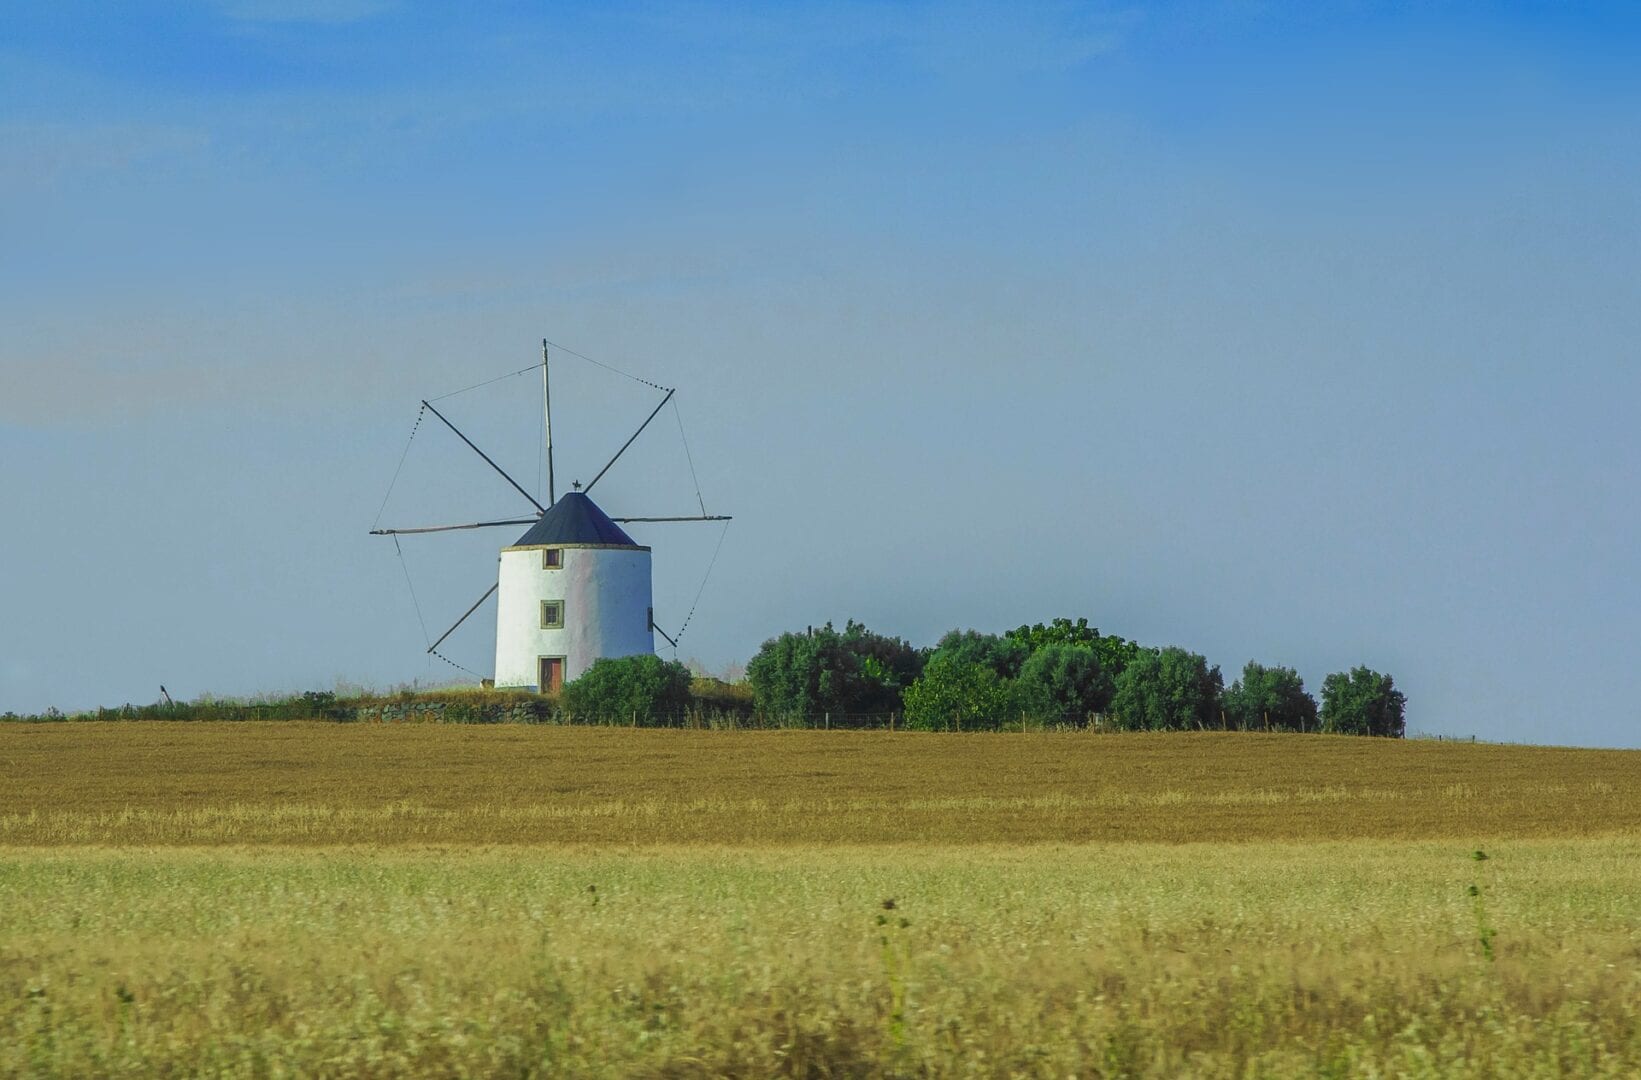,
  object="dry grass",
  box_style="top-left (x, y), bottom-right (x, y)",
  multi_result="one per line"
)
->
top-left (2, 724), bottom-right (1637, 846)
top-left (5, 725), bottom-right (1640, 1075)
